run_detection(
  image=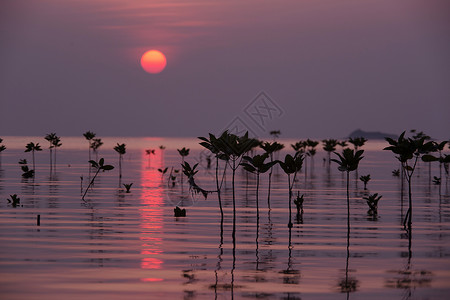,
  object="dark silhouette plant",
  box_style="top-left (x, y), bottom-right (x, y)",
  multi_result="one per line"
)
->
top-left (278, 153), bottom-right (304, 228)
top-left (348, 137), bottom-right (367, 151)
top-left (0, 138), bottom-right (5, 168)
top-left (157, 167), bottom-right (168, 178)
top-left (359, 174), bottom-right (371, 190)
top-left (91, 138), bottom-right (103, 160)
top-left (177, 147), bottom-right (190, 186)
top-left (123, 183), bottom-right (133, 193)
top-left (82, 158), bottom-right (114, 200)
top-left (19, 159), bottom-right (34, 178)
top-left (260, 141), bottom-right (284, 209)
top-left (392, 169), bottom-right (400, 177)
top-left (294, 192), bottom-right (304, 223)
top-left (114, 143), bottom-right (126, 182)
top-left (363, 193), bottom-right (382, 216)
top-left (331, 148), bottom-right (364, 229)
top-left (25, 142), bottom-right (42, 173)
top-left (145, 149), bottom-right (156, 167)
top-left (270, 130), bottom-right (281, 140)
top-left (199, 132), bottom-right (228, 217)
top-left (44, 133), bottom-right (57, 170)
top-left (422, 141), bottom-right (449, 196)
top-left (174, 206), bottom-right (186, 217)
top-left (83, 131), bottom-right (96, 162)
top-left (241, 153), bottom-right (277, 218)
top-left (384, 131), bottom-right (433, 229)
top-left (182, 161), bottom-right (209, 199)
top-left (322, 139), bottom-right (338, 167)
top-left (7, 194), bottom-right (21, 207)
top-left (51, 135), bottom-right (62, 170)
